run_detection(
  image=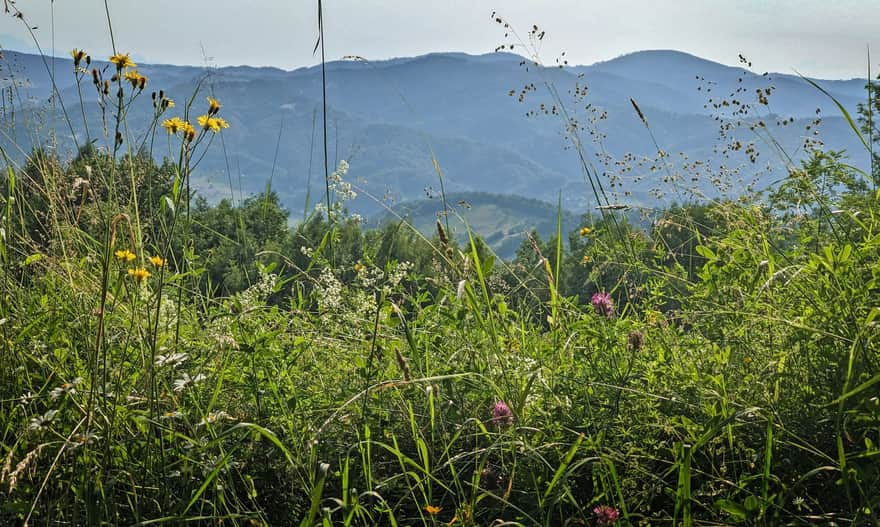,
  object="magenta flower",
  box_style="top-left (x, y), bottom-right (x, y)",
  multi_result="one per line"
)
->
top-left (491, 400), bottom-right (514, 427)
top-left (593, 505), bottom-right (620, 526)
top-left (591, 291), bottom-right (614, 318)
